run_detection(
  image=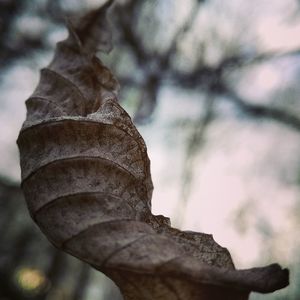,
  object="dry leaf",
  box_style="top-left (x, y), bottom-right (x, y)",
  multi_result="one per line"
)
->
top-left (17, 1), bottom-right (289, 299)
